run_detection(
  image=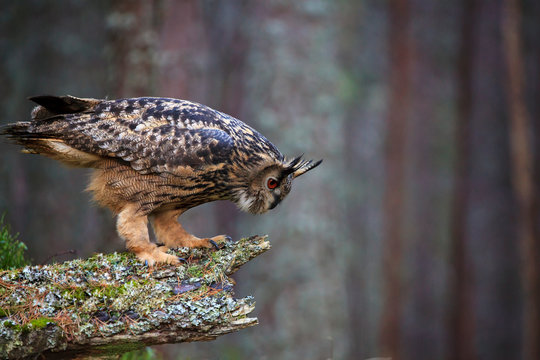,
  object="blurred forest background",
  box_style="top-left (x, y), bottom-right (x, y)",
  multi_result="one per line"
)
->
top-left (1, 0), bottom-right (539, 359)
